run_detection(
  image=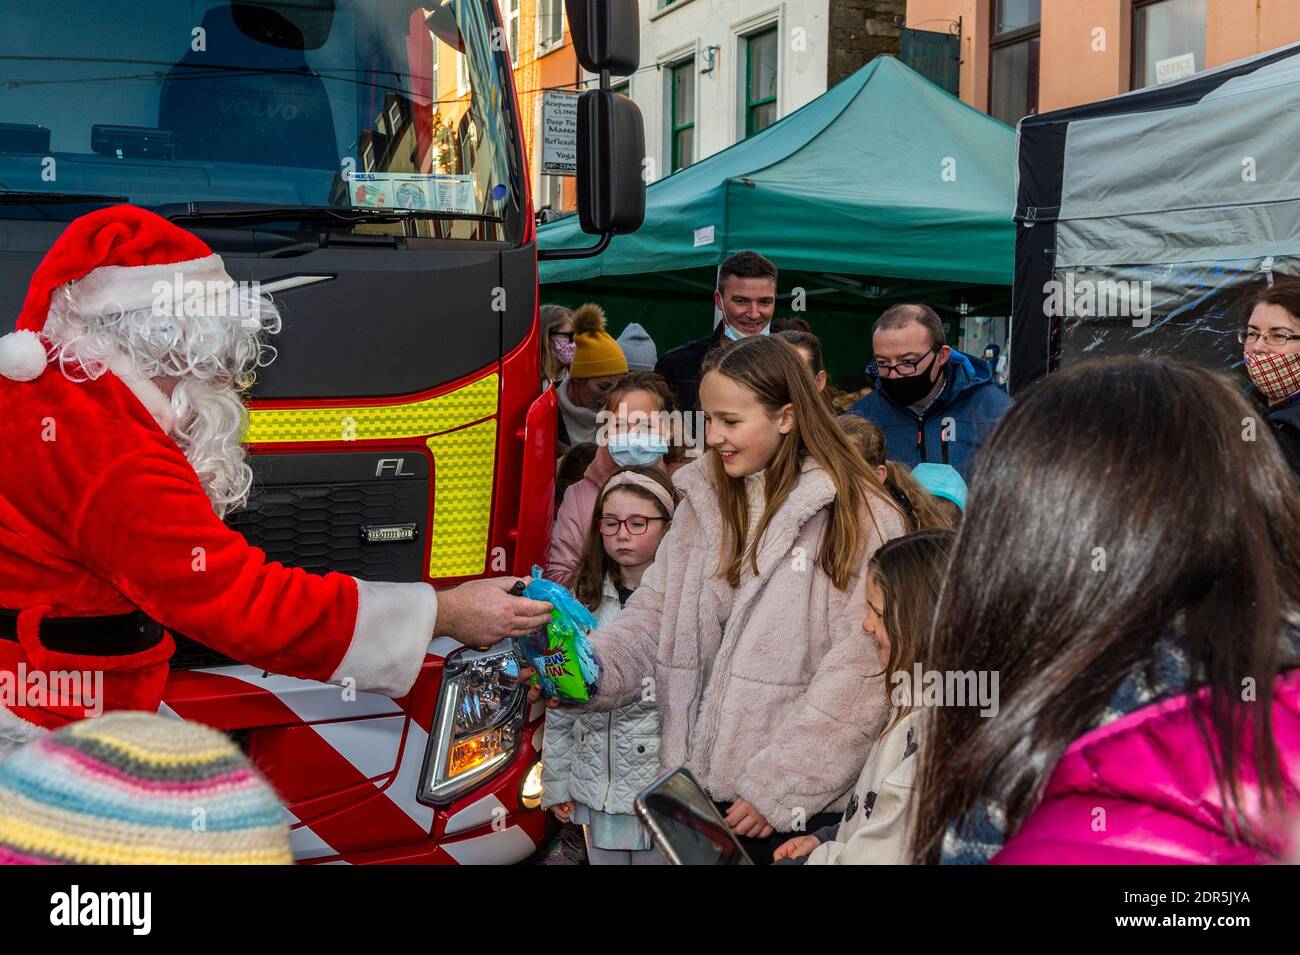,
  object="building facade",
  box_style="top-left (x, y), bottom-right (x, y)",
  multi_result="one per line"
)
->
top-left (614, 0), bottom-right (904, 183)
top-left (512, 0), bottom-right (905, 209)
top-left (905, 0), bottom-right (1300, 125)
